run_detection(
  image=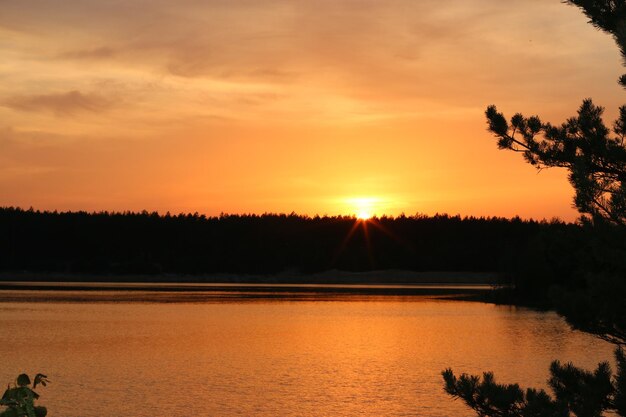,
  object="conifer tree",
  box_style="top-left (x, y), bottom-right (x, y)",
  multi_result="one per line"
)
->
top-left (486, 0), bottom-right (626, 226)
top-left (444, 2), bottom-right (626, 416)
